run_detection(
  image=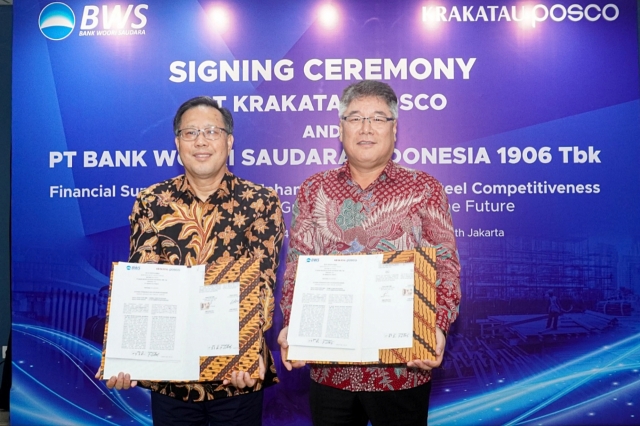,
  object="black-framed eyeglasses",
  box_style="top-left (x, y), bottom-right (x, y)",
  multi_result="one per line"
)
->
top-left (341, 115), bottom-right (396, 128)
top-left (177, 126), bottom-right (229, 141)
